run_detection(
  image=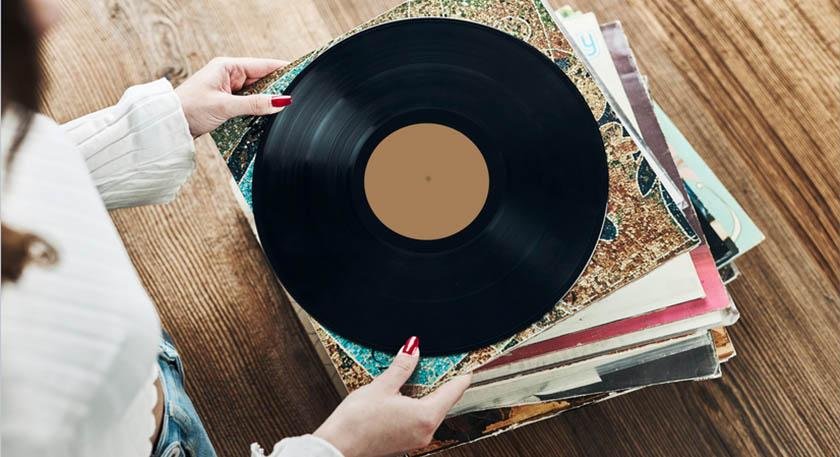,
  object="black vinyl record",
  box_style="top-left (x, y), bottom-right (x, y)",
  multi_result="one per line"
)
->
top-left (253, 18), bottom-right (609, 355)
